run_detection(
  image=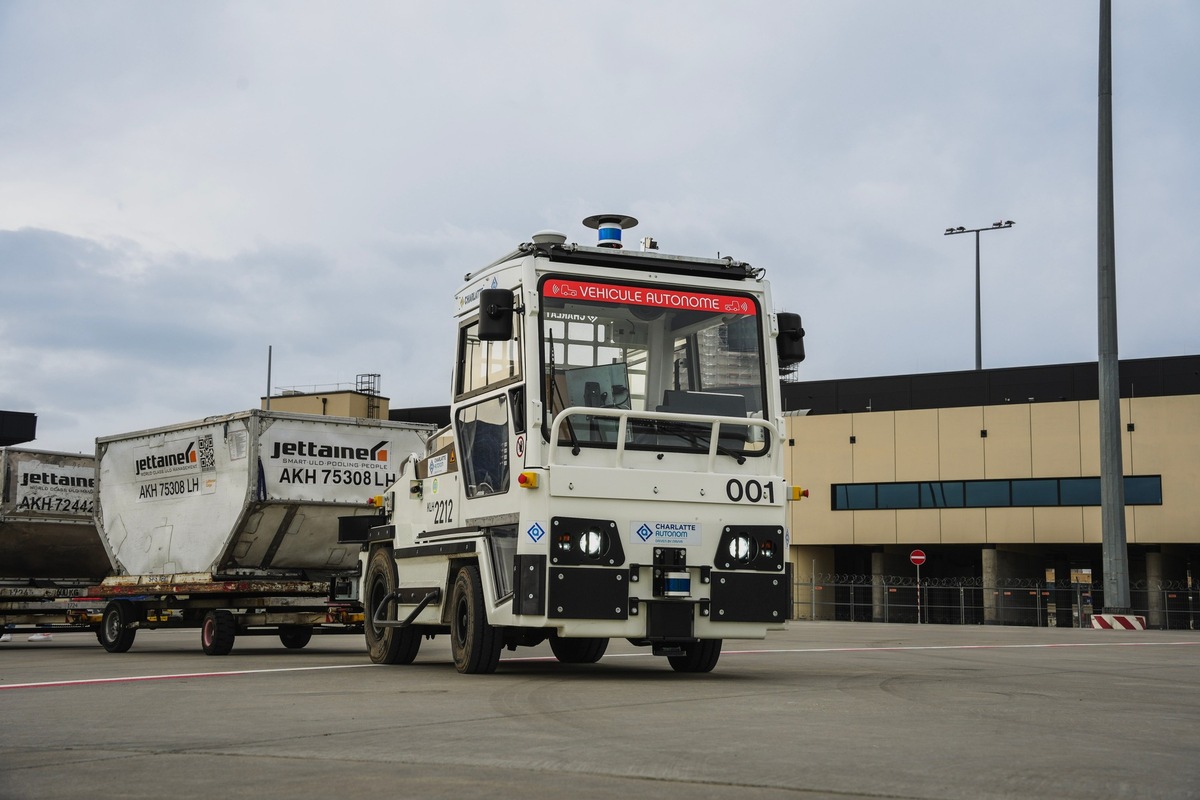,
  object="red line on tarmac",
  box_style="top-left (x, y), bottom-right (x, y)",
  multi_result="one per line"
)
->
top-left (0, 663), bottom-right (376, 692)
top-left (721, 641), bottom-right (1200, 655)
top-left (8, 642), bottom-right (1197, 688)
